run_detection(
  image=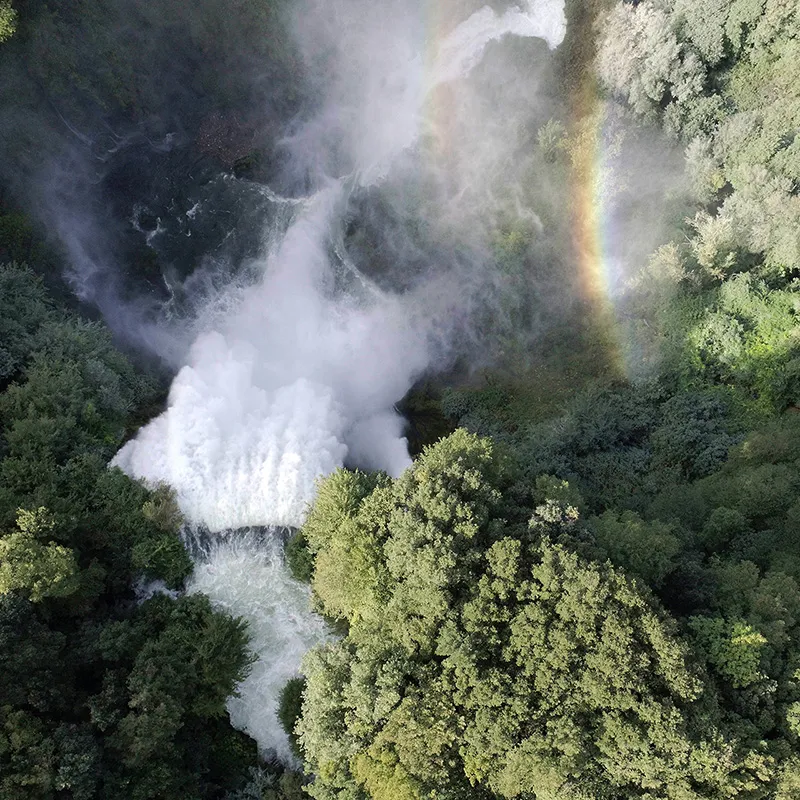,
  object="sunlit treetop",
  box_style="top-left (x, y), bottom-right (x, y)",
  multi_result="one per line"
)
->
top-left (0, 1), bottom-right (15, 43)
